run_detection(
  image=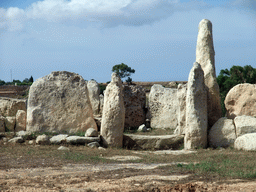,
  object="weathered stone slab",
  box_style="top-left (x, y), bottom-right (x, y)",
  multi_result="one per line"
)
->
top-left (234, 116), bottom-right (256, 137)
top-left (87, 80), bottom-right (100, 115)
top-left (147, 84), bottom-right (178, 130)
top-left (26, 71), bottom-right (97, 133)
top-left (196, 19), bottom-right (222, 127)
top-left (174, 84), bottom-right (187, 135)
top-left (50, 134), bottom-right (69, 144)
top-left (234, 133), bottom-right (256, 151)
top-left (209, 117), bottom-right (236, 148)
top-left (66, 136), bottom-right (100, 145)
top-left (5, 116), bottom-right (15, 132)
top-left (123, 134), bottom-right (184, 150)
top-left (15, 110), bottom-right (26, 131)
top-left (0, 116), bottom-right (5, 132)
top-left (0, 97), bottom-right (26, 117)
top-left (124, 85), bottom-right (146, 129)
top-left (184, 62), bottom-right (207, 149)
